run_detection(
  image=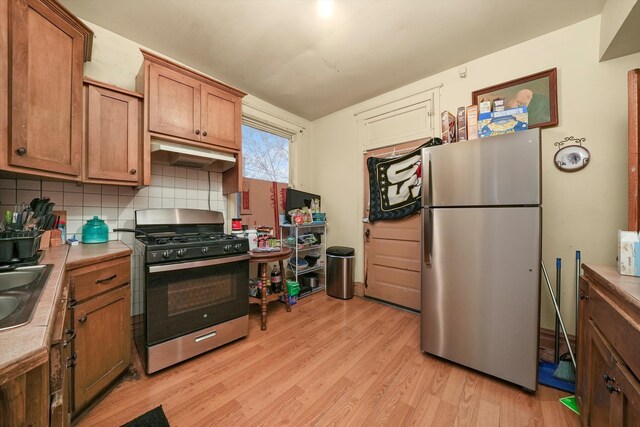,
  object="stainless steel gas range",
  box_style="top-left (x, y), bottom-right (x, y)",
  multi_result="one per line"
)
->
top-left (123, 208), bottom-right (250, 374)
